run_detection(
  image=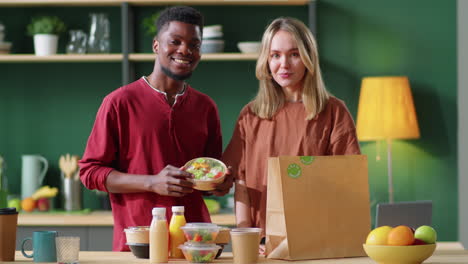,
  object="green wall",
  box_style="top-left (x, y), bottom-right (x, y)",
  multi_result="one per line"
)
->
top-left (317, 0), bottom-right (457, 241)
top-left (0, 1), bottom-right (457, 240)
